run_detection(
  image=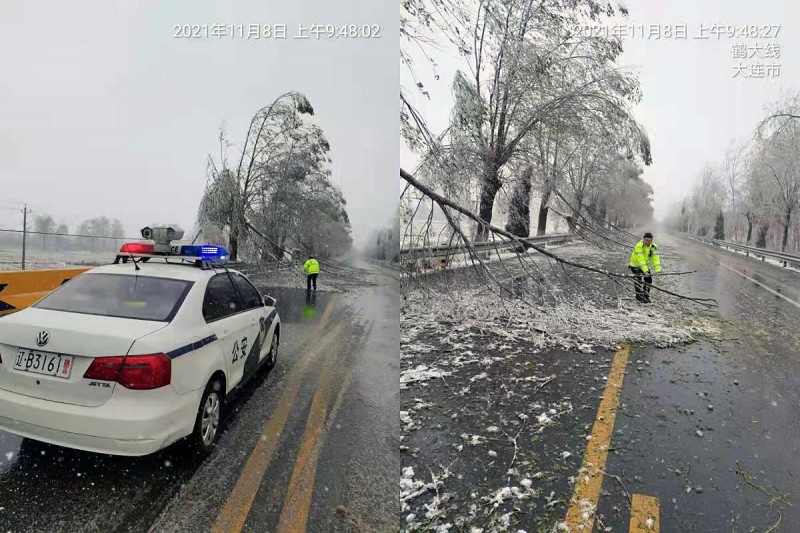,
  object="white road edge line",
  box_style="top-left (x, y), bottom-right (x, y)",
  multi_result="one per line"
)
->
top-left (717, 262), bottom-right (800, 310)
